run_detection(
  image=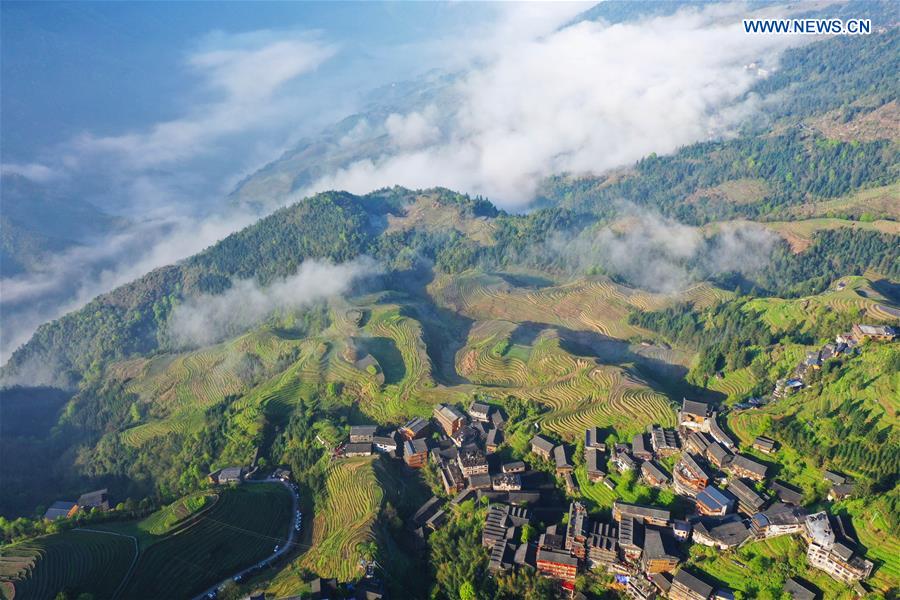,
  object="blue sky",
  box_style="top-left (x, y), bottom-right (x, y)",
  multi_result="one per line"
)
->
top-left (1, 1), bottom-right (498, 162)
